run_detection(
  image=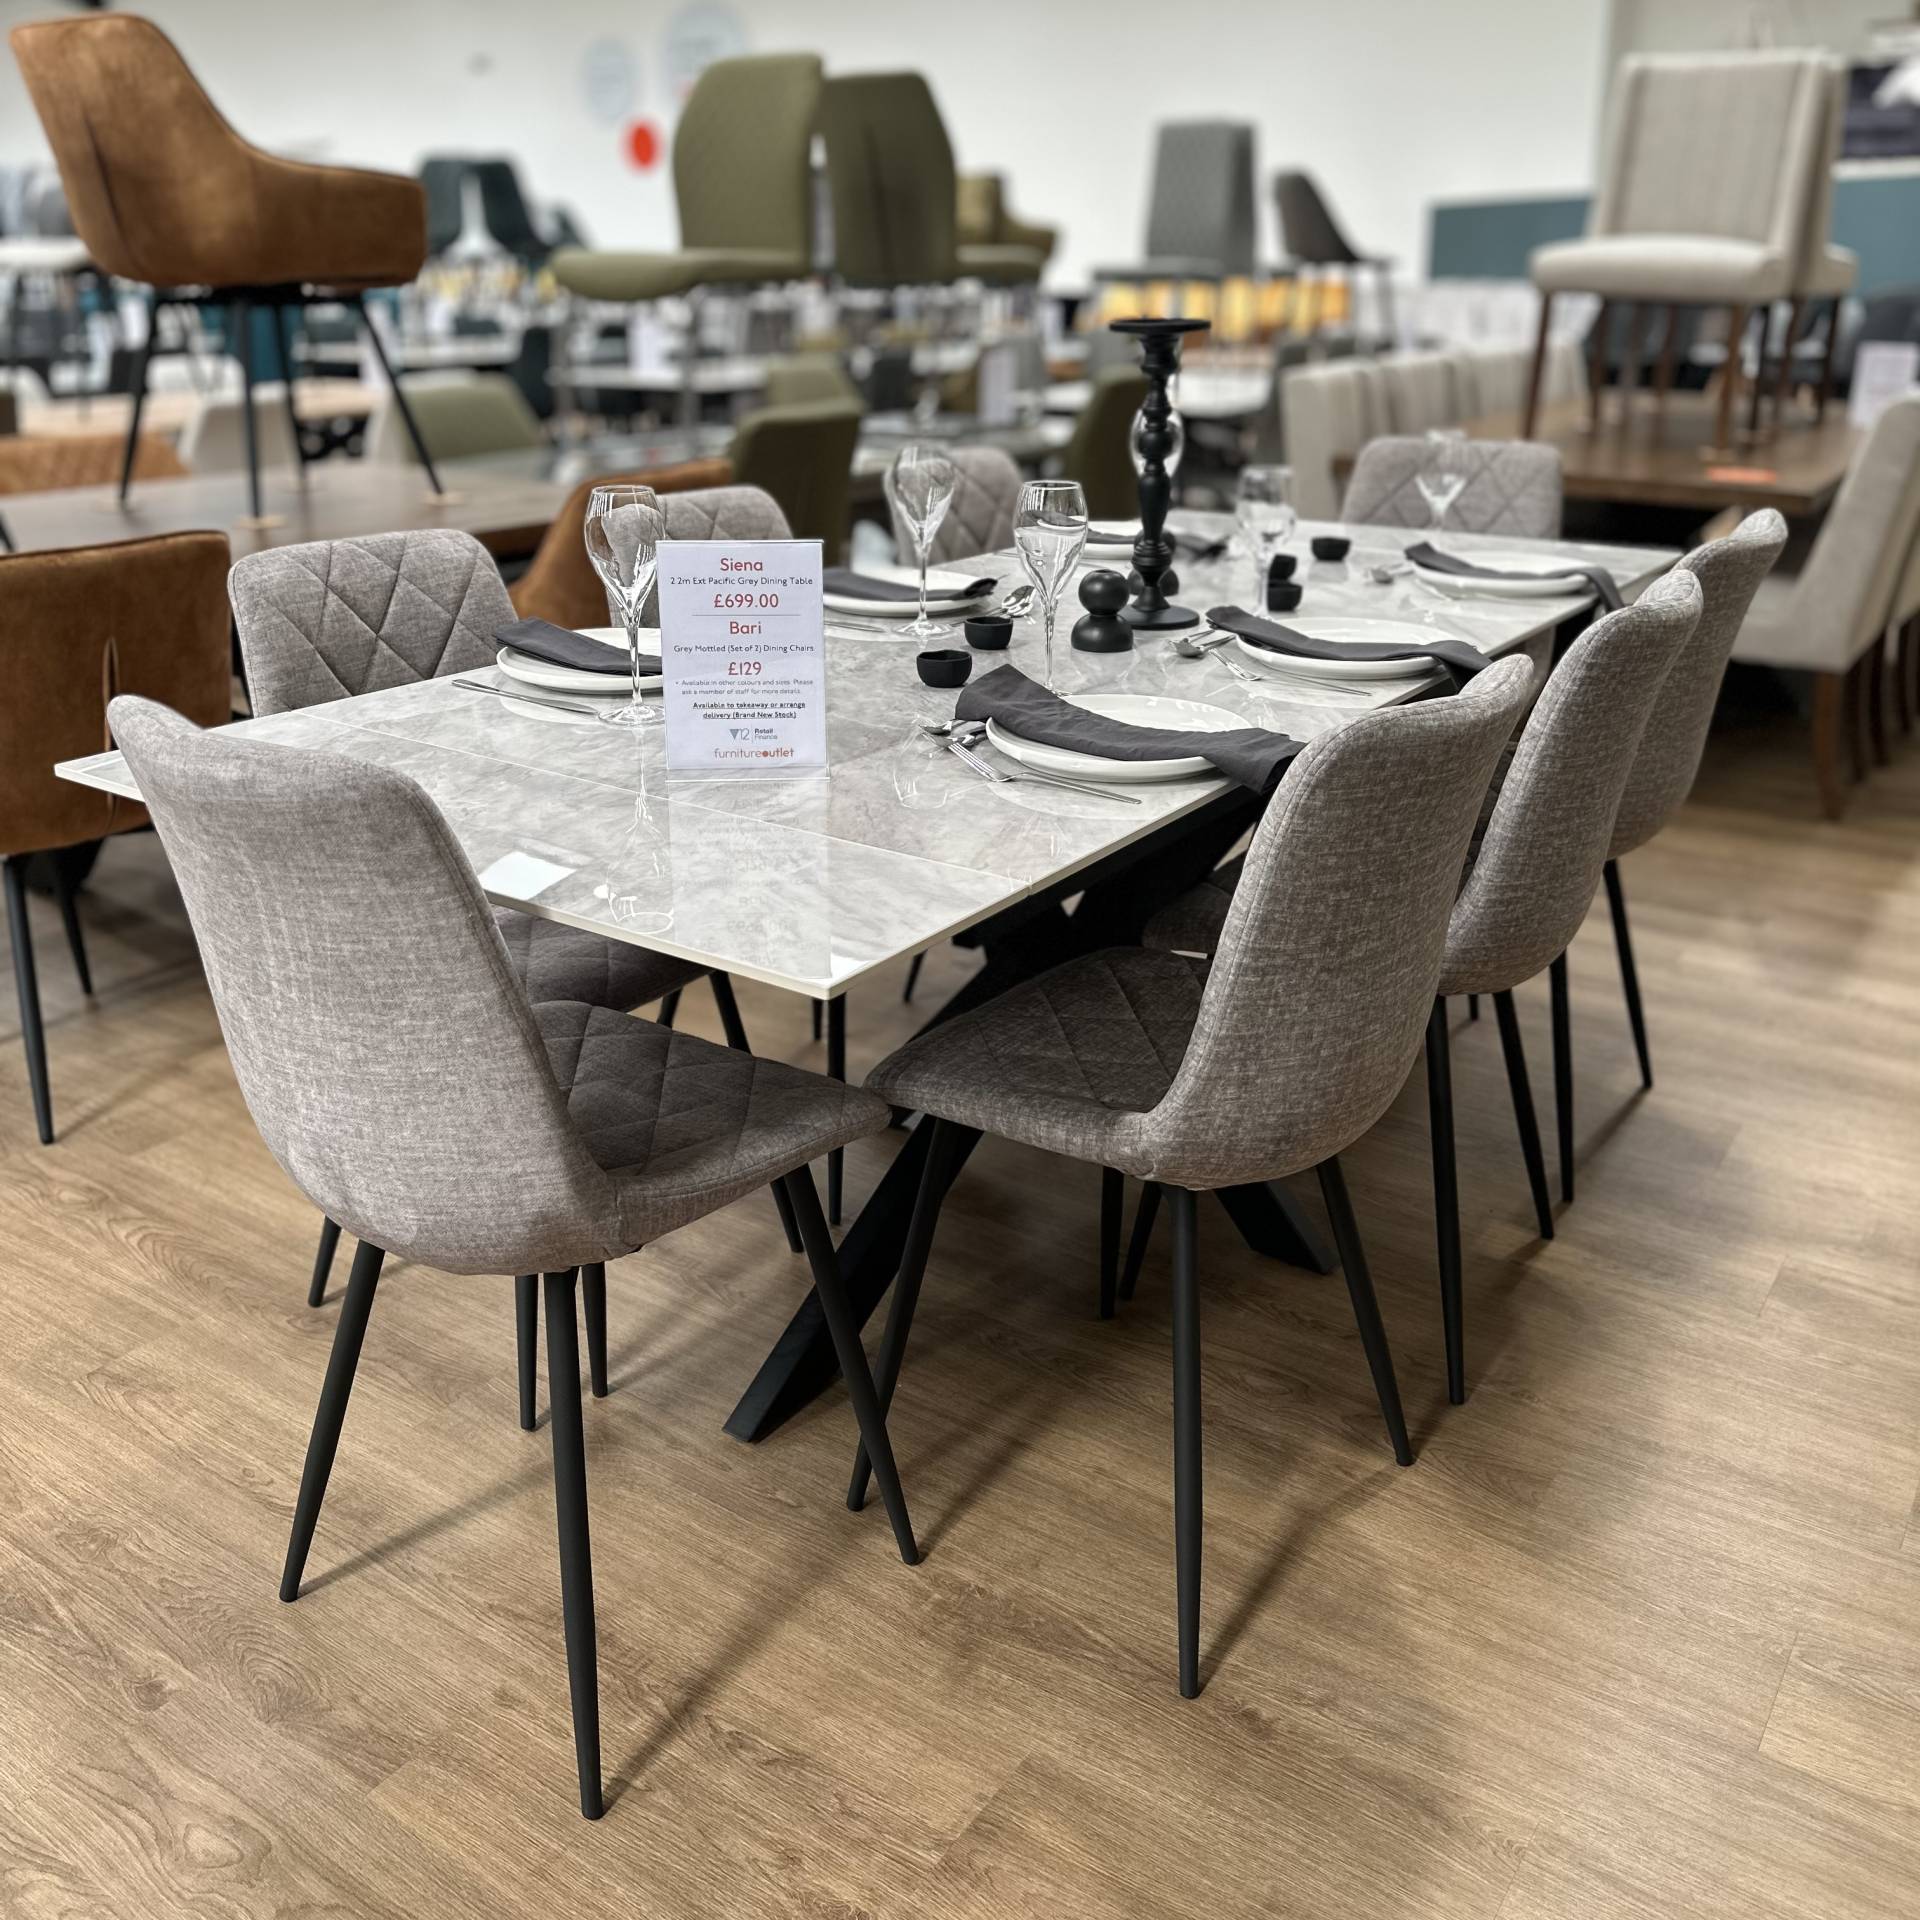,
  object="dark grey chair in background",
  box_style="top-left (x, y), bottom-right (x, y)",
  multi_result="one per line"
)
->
top-left (1097, 121), bottom-right (1258, 296)
top-left (1274, 170), bottom-right (1396, 341)
top-left (855, 654), bottom-right (1534, 1697)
